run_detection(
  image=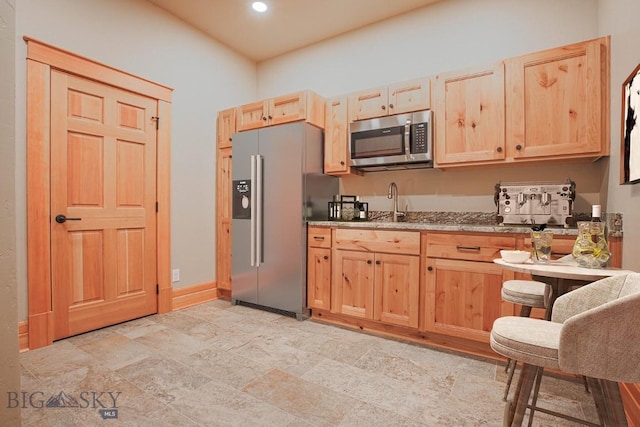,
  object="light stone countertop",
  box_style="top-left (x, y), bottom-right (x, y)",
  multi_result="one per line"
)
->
top-left (308, 220), bottom-right (581, 236)
top-left (308, 211), bottom-right (624, 237)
